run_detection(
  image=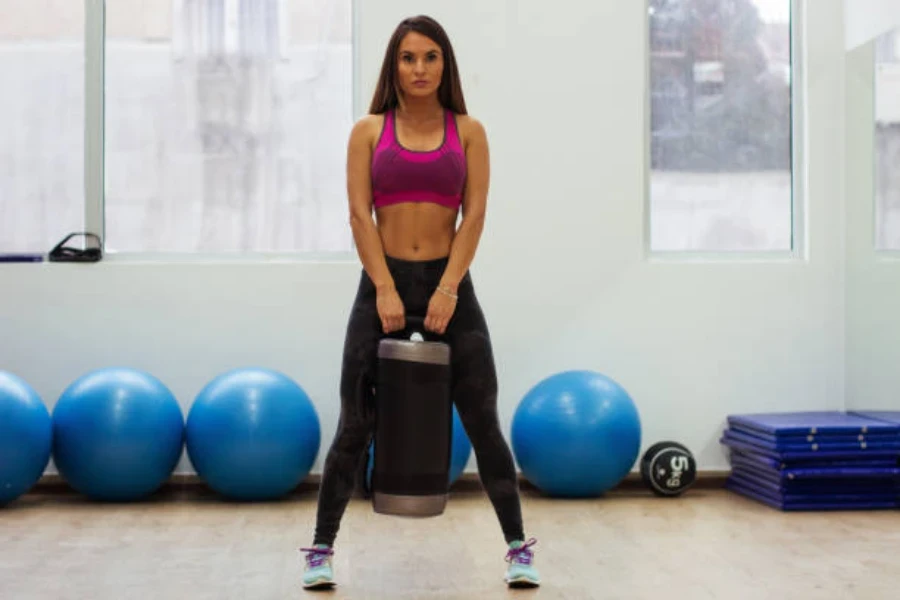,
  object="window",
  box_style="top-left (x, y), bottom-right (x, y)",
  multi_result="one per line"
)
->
top-left (648, 0), bottom-right (793, 252)
top-left (0, 1), bottom-right (85, 254)
top-left (876, 27), bottom-right (900, 251)
top-left (104, 0), bottom-right (354, 253)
